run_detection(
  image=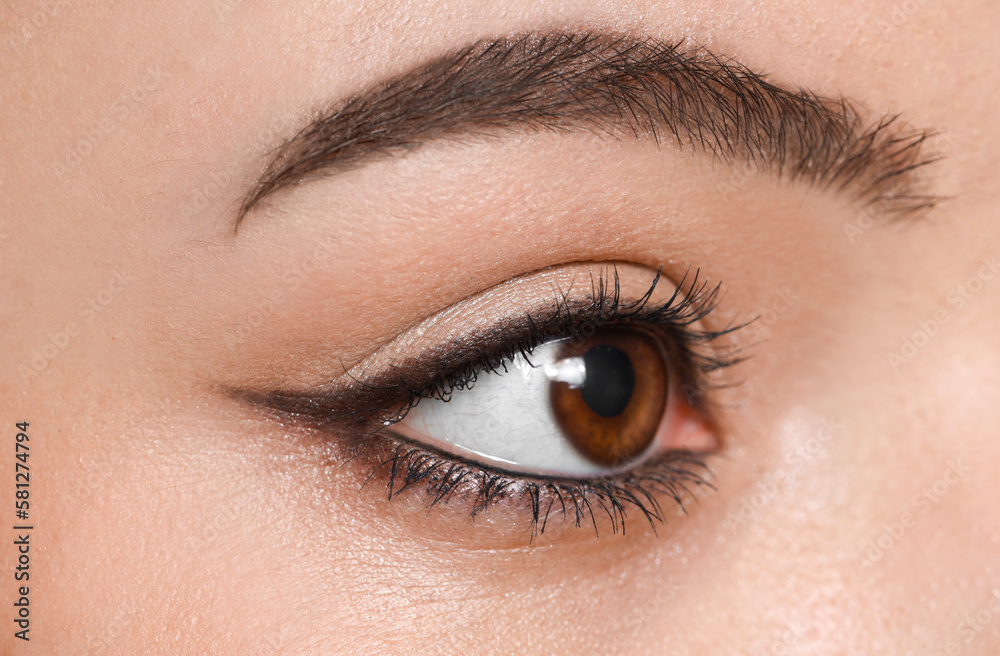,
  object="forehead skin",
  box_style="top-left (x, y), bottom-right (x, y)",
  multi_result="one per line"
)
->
top-left (2, 1), bottom-right (999, 654)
